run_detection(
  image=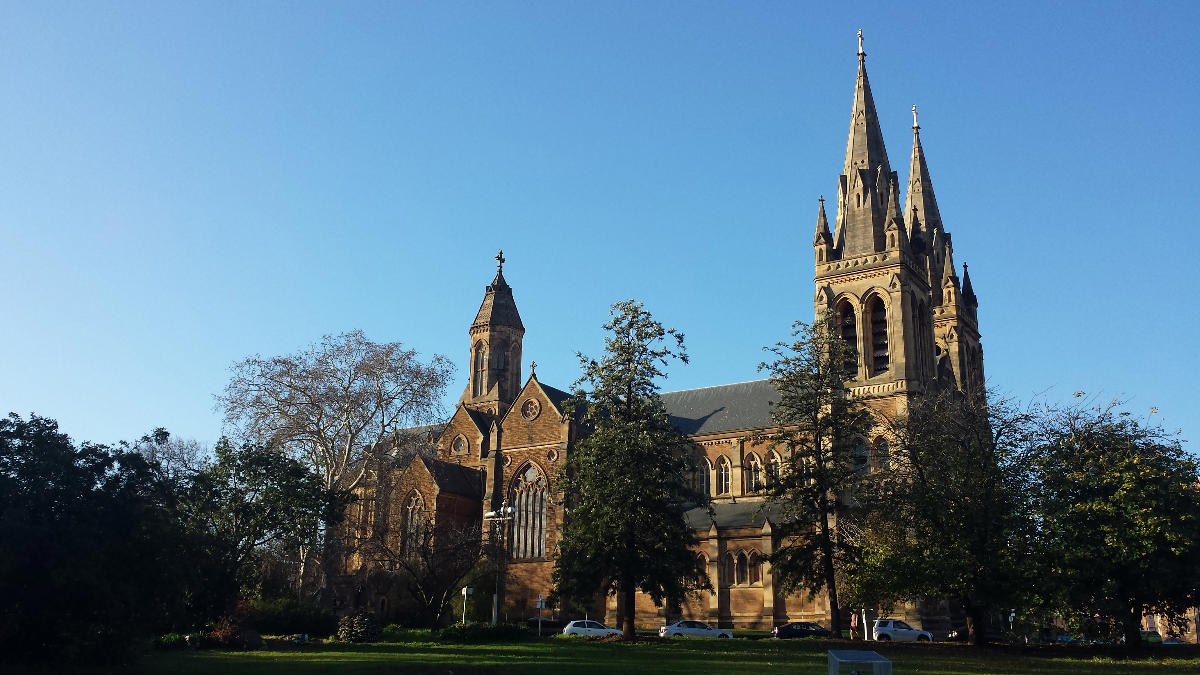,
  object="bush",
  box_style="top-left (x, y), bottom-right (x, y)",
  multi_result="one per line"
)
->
top-left (437, 622), bottom-right (528, 643)
top-left (381, 624), bottom-right (434, 642)
top-left (154, 632), bottom-right (187, 650)
top-left (337, 612), bottom-right (383, 643)
top-left (236, 598), bottom-right (338, 636)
